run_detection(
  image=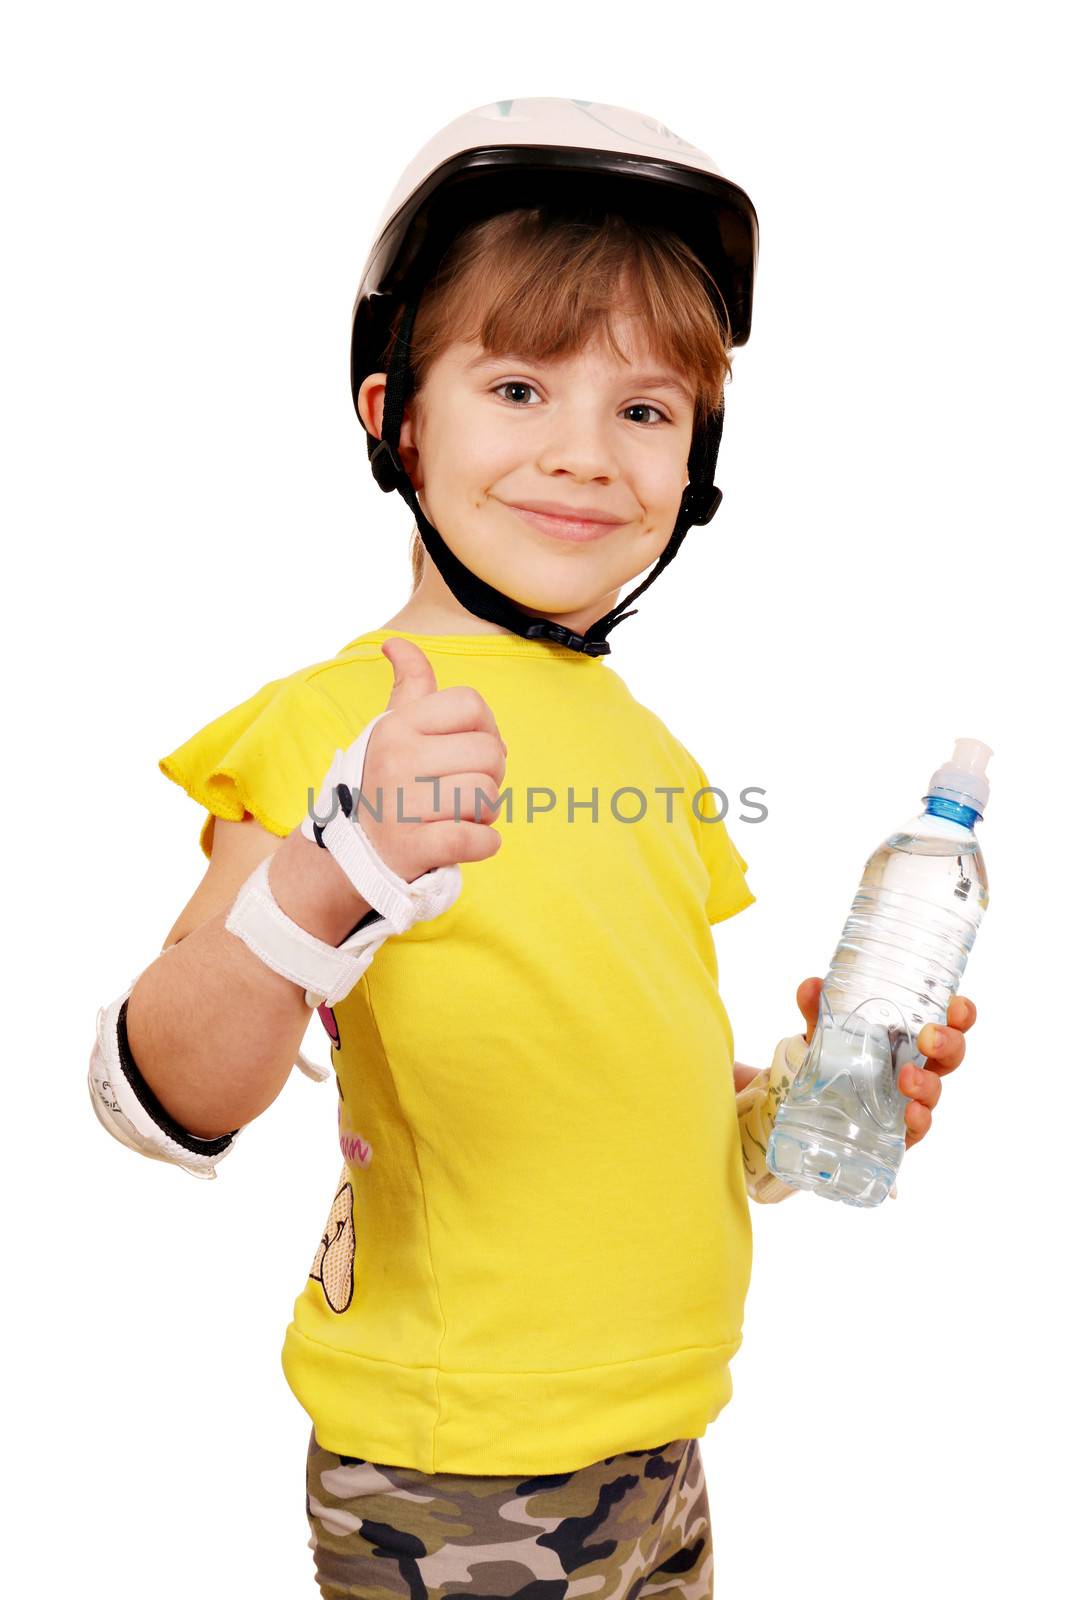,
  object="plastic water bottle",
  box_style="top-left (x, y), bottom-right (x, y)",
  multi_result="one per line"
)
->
top-left (766, 738), bottom-right (992, 1209)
